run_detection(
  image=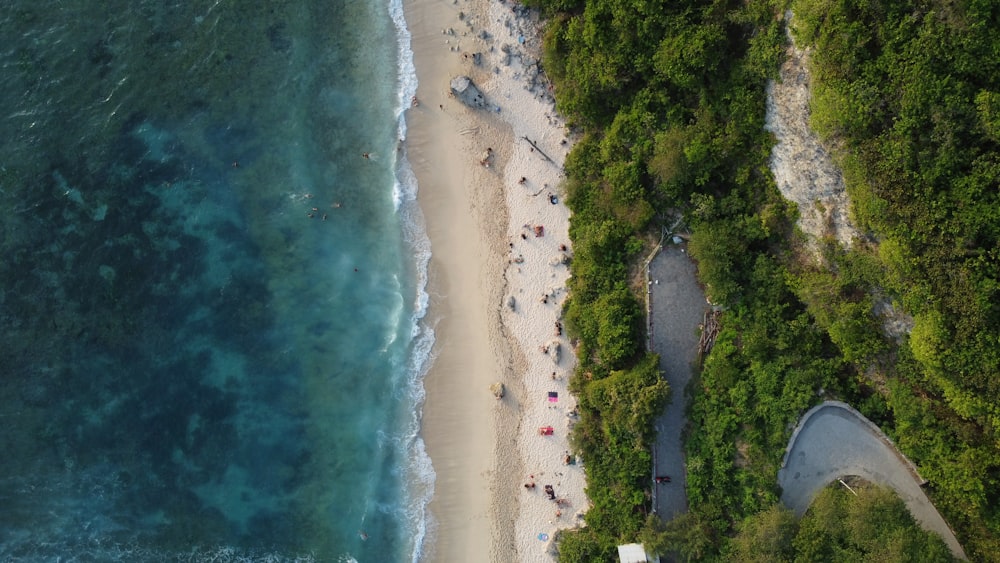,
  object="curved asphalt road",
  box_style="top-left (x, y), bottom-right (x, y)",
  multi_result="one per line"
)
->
top-left (778, 401), bottom-right (966, 559)
top-left (644, 250), bottom-right (965, 559)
